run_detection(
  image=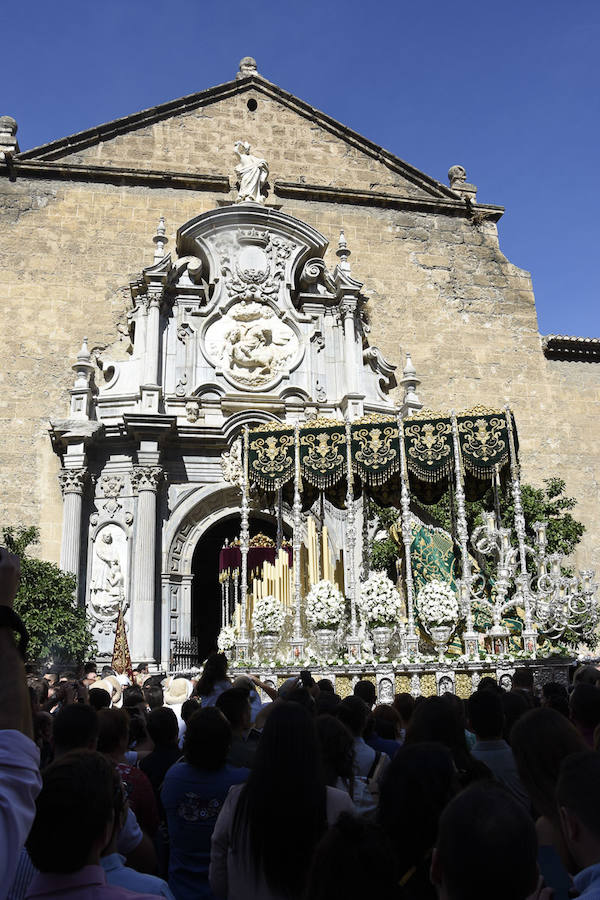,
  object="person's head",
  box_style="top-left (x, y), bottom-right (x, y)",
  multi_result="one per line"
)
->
top-left (164, 677), bottom-right (192, 707)
top-left (27, 676), bottom-right (49, 707)
top-left (143, 683), bottom-right (164, 710)
top-left (432, 783), bottom-right (538, 900)
top-left (477, 676), bottom-right (503, 694)
top-left (216, 687), bottom-right (251, 733)
top-left (88, 687), bottom-right (111, 711)
top-left (97, 708), bottom-right (130, 757)
top-left (511, 707), bottom-right (586, 820)
top-left (135, 663), bottom-right (149, 675)
top-left (306, 813), bottom-right (398, 900)
top-left (557, 750), bottom-right (600, 871)
top-left (353, 679), bottom-right (376, 709)
top-left (286, 687), bottom-right (315, 715)
top-left (122, 685), bottom-right (145, 711)
top-left (232, 674), bottom-right (254, 694)
top-left (179, 696), bottom-right (199, 725)
top-left (541, 681), bottom-right (569, 718)
top-left (317, 678), bottom-right (335, 694)
top-left (336, 695), bottom-right (370, 737)
top-left (512, 667), bottom-right (535, 693)
top-left (146, 706), bottom-right (179, 747)
top-left (570, 683), bottom-right (600, 739)
top-left (234, 701), bottom-right (326, 898)
top-left (82, 664), bottom-right (97, 687)
top-left (372, 704), bottom-right (402, 740)
top-left (196, 652), bottom-right (228, 696)
top-left (315, 714), bottom-right (354, 789)
top-left (500, 688), bottom-right (531, 743)
top-left (26, 750), bottom-right (120, 872)
top-left (378, 742), bottom-right (457, 875)
top-left (406, 696), bottom-right (465, 753)
top-left (573, 665), bottom-right (600, 687)
top-left (392, 692), bottom-right (415, 727)
top-left (101, 666), bottom-right (116, 679)
top-left (315, 691), bottom-right (341, 716)
top-left (53, 704), bottom-right (99, 757)
top-left (184, 707), bottom-right (231, 769)
top-left (467, 689), bottom-right (504, 740)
